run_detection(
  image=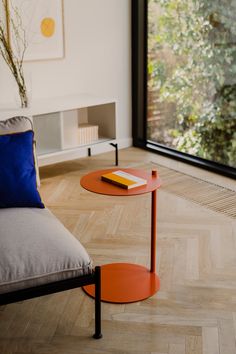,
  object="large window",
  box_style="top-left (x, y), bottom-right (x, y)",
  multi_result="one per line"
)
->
top-left (132, 0), bottom-right (236, 178)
